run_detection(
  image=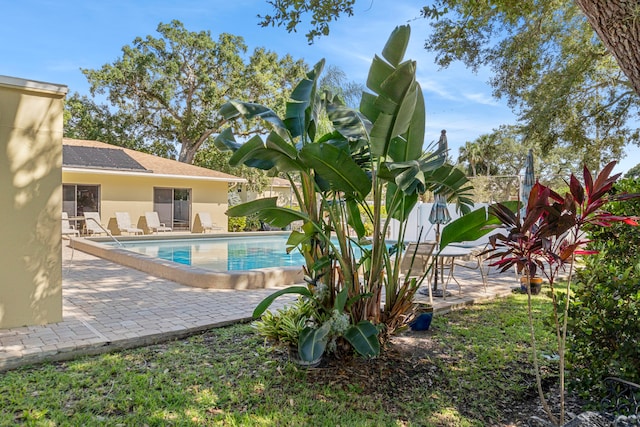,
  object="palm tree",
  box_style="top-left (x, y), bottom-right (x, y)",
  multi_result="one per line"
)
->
top-left (458, 141), bottom-right (483, 176)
